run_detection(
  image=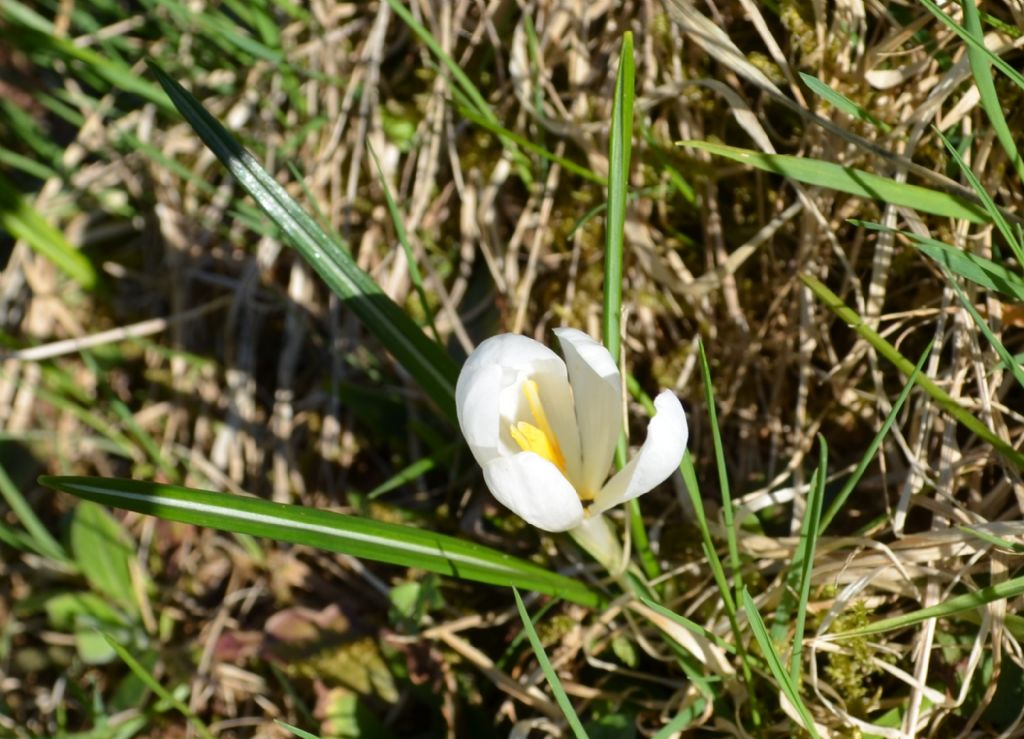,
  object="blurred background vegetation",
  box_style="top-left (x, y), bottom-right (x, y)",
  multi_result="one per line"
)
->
top-left (2, 0), bottom-right (1023, 736)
